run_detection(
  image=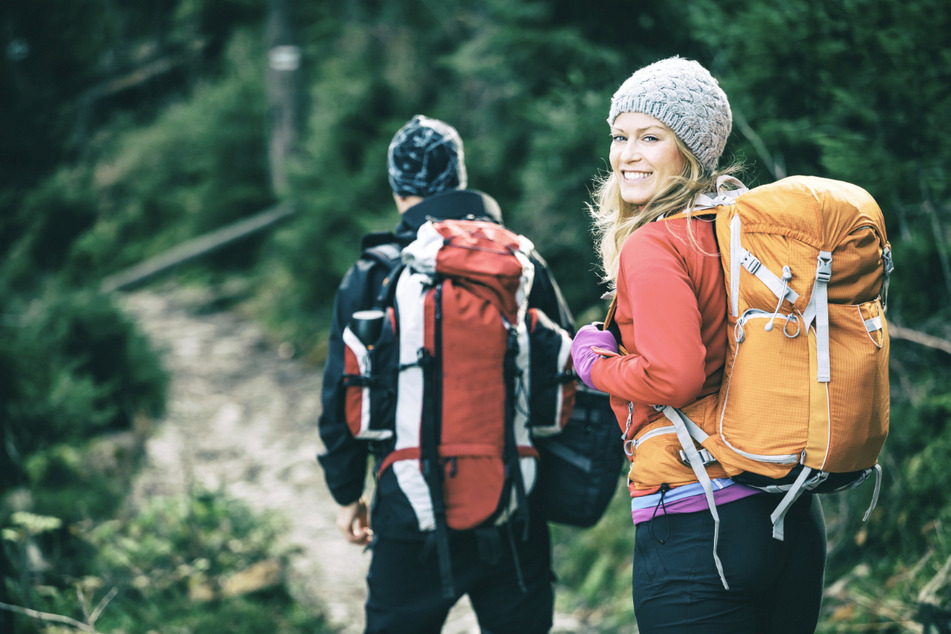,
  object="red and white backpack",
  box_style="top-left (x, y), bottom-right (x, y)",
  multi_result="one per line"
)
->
top-left (339, 218), bottom-right (575, 596)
